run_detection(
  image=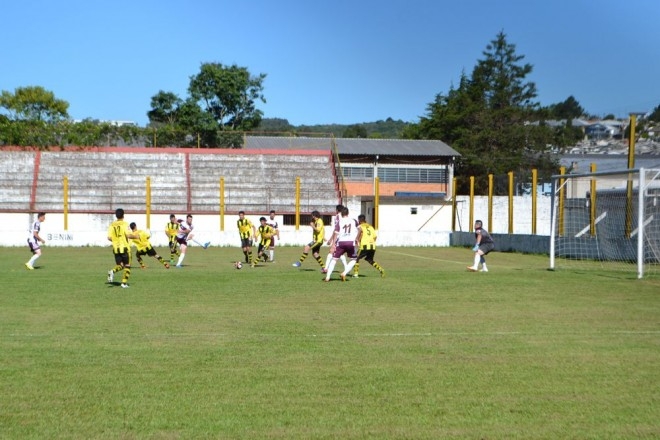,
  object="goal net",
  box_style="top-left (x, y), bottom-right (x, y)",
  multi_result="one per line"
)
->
top-left (549, 168), bottom-right (660, 278)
